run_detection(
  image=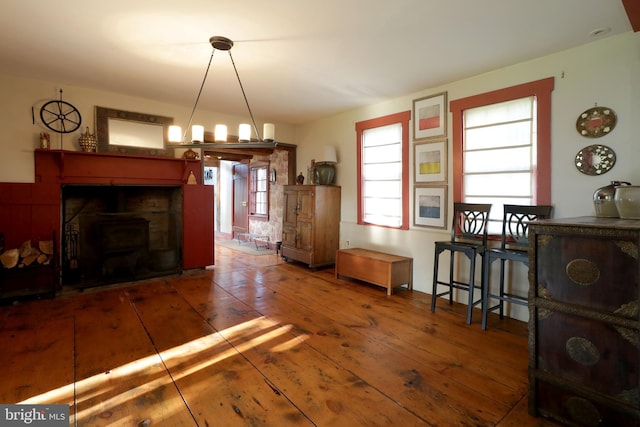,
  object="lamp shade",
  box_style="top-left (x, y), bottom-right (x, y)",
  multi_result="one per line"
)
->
top-left (263, 123), bottom-right (275, 142)
top-left (191, 125), bottom-right (204, 143)
top-left (168, 125), bottom-right (182, 143)
top-left (214, 124), bottom-right (228, 142)
top-left (320, 145), bottom-right (338, 163)
top-left (238, 124), bottom-right (251, 142)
